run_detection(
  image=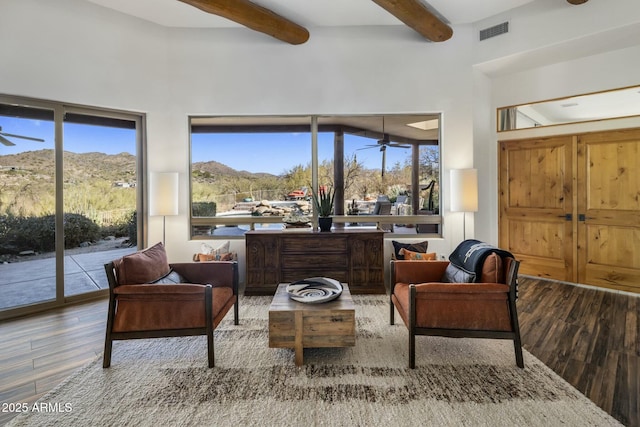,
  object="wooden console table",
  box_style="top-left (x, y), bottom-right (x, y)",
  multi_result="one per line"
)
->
top-left (245, 229), bottom-right (384, 295)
